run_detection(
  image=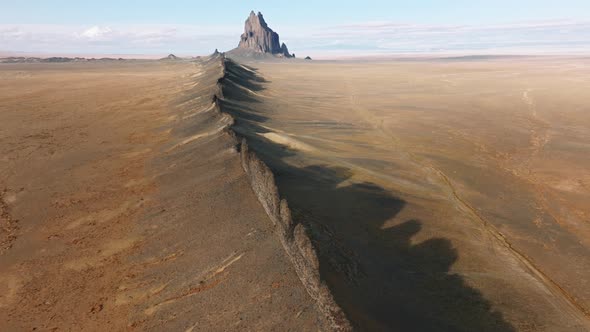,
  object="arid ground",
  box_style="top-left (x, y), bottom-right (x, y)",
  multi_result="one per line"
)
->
top-left (0, 58), bottom-right (323, 331)
top-left (225, 55), bottom-right (590, 331)
top-left (1, 54), bottom-right (590, 331)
